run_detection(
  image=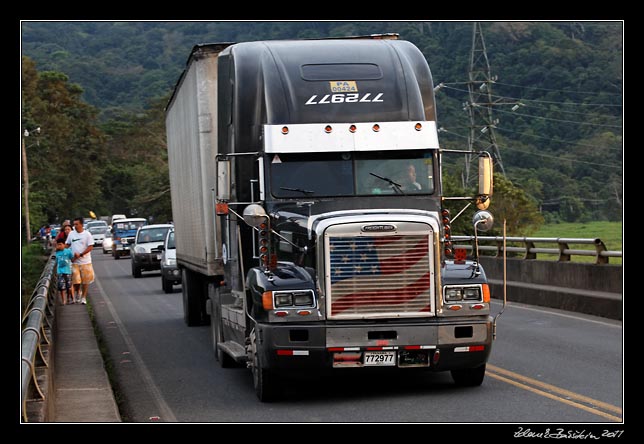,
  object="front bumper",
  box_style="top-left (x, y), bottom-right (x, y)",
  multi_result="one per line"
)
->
top-left (254, 317), bottom-right (493, 372)
top-left (114, 240), bottom-right (133, 254)
top-left (132, 252), bottom-right (162, 270)
top-left (161, 265), bottom-right (182, 284)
